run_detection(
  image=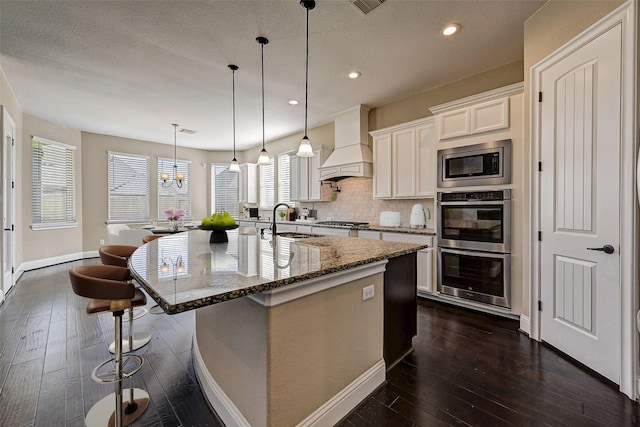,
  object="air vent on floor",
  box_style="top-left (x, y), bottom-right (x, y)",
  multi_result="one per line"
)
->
top-left (179, 128), bottom-right (197, 134)
top-left (350, 0), bottom-right (386, 15)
